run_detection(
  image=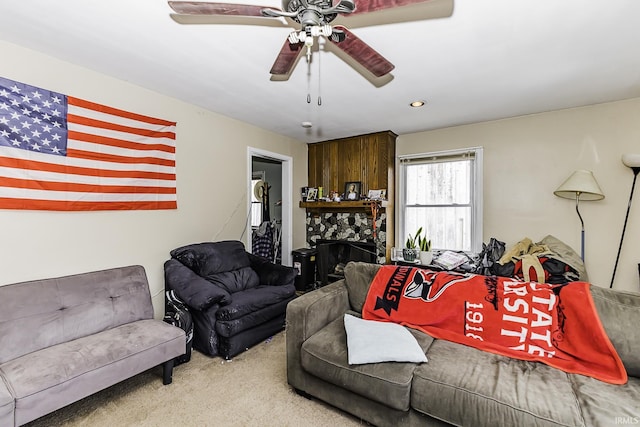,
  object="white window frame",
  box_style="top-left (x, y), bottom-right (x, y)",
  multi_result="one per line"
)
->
top-left (397, 147), bottom-right (483, 253)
